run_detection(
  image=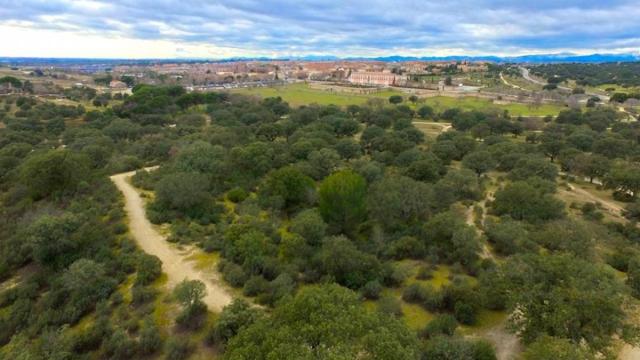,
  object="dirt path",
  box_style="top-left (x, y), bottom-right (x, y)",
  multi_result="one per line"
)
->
top-left (562, 183), bottom-right (624, 216)
top-left (482, 322), bottom-right (523, 360)
top-left (110, 169), bottom-right (233, 312)
top-left (620, 345), bottom-right (640, 360)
